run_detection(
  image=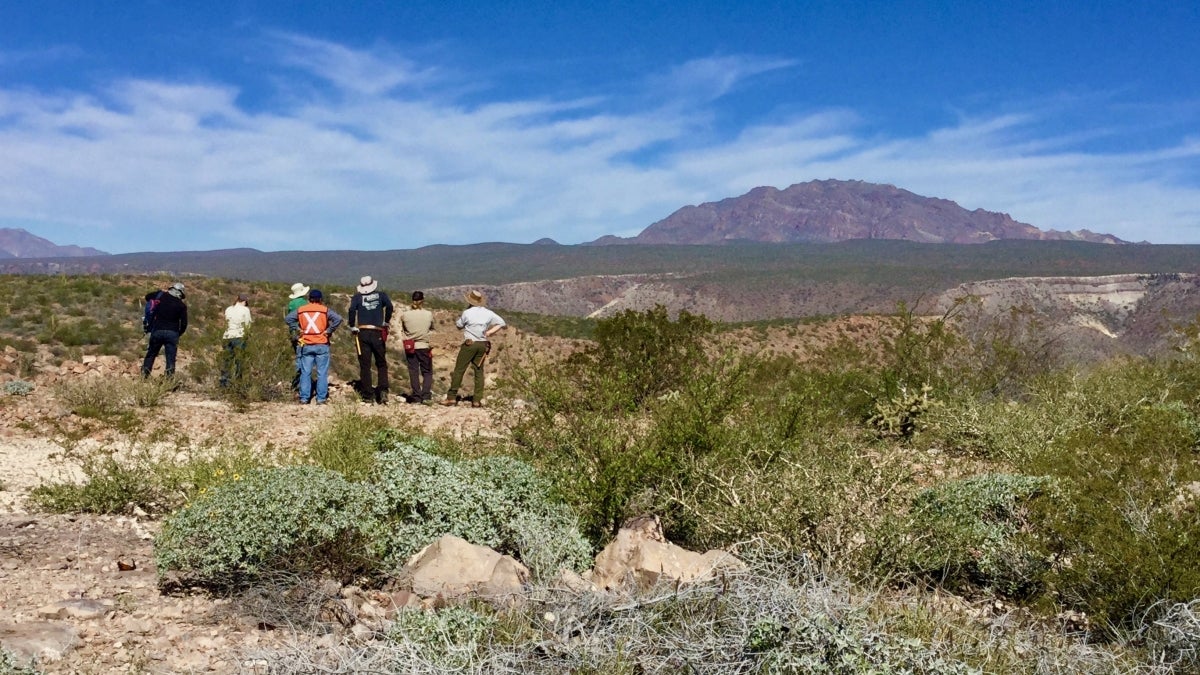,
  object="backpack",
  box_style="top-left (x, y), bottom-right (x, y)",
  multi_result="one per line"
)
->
top-left (143, 291), bottom-right (164, 333)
